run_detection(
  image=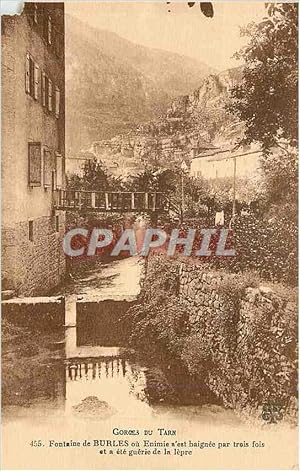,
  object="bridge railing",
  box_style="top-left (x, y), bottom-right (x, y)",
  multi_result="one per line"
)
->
top-left (53, 189), bottom-right (167, 212)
